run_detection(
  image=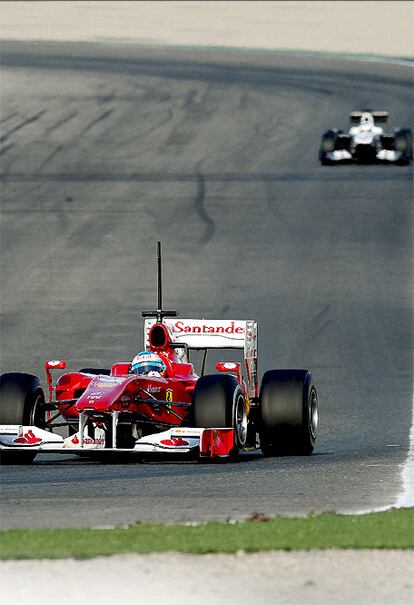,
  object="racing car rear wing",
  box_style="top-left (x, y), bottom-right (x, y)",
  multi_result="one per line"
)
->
top-left (350, 111), bottom-right (389, 123)
top-left (144, 318), bottom-right (258, 397)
